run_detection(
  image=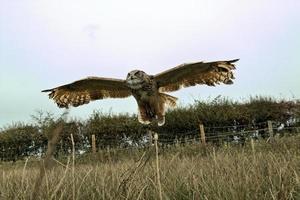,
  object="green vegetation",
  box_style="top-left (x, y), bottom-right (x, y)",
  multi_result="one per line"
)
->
top-left (1, 96), bottom-right (300, 199)
top-left (1, 96), bottom-right (300, 161)
top-left (0, 136), bottom-right (300, 199)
